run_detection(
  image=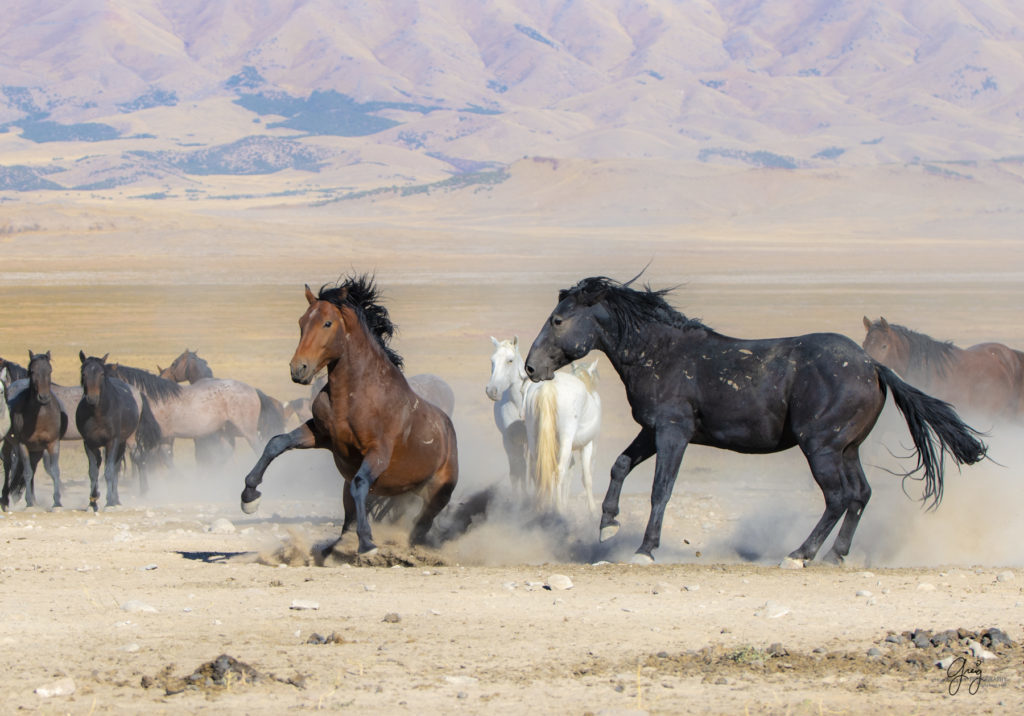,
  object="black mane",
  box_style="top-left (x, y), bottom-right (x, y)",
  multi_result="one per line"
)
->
top-left (319, 274), bottom-right (404, 370)
top-left (562, 276), bottom-right (708, 347)
top-left (887, 323), bottom-right (958, 375)
top-left (105, 363), bottom-right (183, 400)
top-left (0, 357), bottom-right (29, 382)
